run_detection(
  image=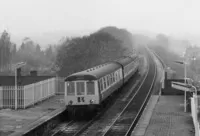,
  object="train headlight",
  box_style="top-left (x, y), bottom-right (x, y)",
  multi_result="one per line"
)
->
top-left (68, 100), bottom-right (73, 105)
top-left (90, 100), bottom-right (94, 104)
